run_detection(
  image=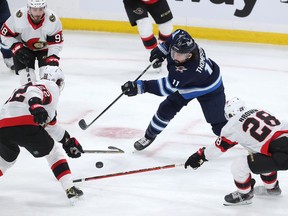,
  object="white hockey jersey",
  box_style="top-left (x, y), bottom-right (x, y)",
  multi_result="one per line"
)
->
top-left (0, 7), bottom-right (63, 57)
top-left (0, 80), bottom-right (65, 141)
top-left (204, 108), bottom-right (288, 161)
